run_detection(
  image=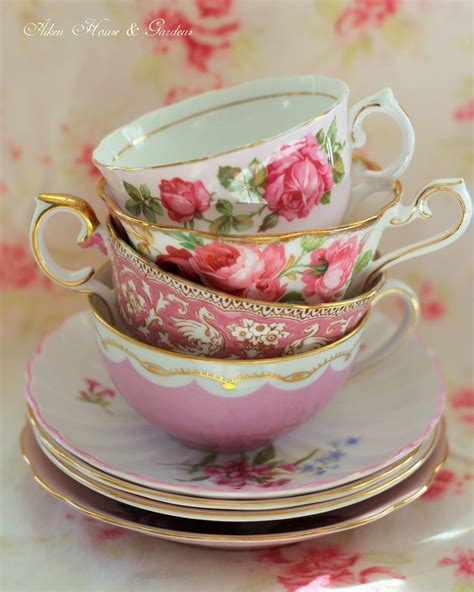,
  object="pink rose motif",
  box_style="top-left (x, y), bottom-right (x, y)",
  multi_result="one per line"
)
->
top-left (438, 548), bottom-right (474, 581)
top-left (75, 143), bottom-right (100, 178)
top-left (196, 0), bottom-right (233, 17)
top-left (0, 242), bottom-right (51, 290)
top-left (156, 246), bottom-right (198, 280)
top-left (264, 133), bottom-right (334, 222)
top-left (203, 459), bottom-right (292, 489)
top-left (450, 387), bottom-right (474, 429)
top-left (422, 468), bottom-right (456, 501)
top-left (277, 546), bottom-right (360, 591)
top-left (143, 8), bottom-right (239, 73)
top-left (159, 178), bottom-right (211, 223)
top-left (302, 236), bottom-right (360, 302)
top-left (451, 388), bottom-right (474, 409)
top-left (454, 99), bottom-right (474, 121)
top-left (190, 242), bottom-right (287, 302)
top-left (335, 0), bottom-right (400, 36)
